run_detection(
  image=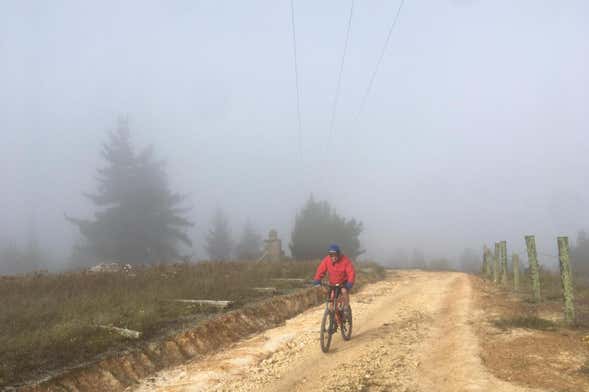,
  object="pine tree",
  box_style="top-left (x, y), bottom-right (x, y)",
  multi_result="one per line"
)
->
top-left (205, 208), bottom-right (233, 261)
top-left (290, 196), bottom-right (364, 260)
top-left (235, 220), bottom-right (262, 260)
top-left (67, 118), bottom-right (193, 265)
top-left (571, 229), bottom-right (589, 277)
